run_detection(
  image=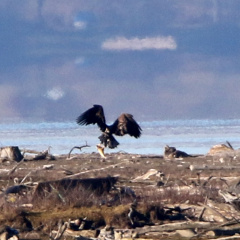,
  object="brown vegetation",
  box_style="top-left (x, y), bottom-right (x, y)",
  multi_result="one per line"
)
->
top-left (1, 149), bottom-right (240, 239)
